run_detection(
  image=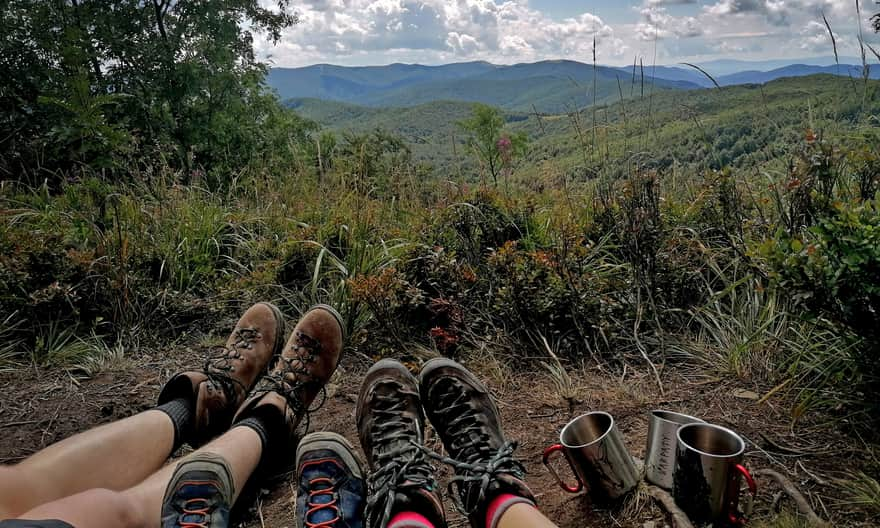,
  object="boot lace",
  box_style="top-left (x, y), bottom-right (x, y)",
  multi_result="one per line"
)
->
top-left (305, 477), bottom-right (341, 528)
top-left (423, 379), bottom-right (526, 514)
top-left (177, 496), bottom-right (212, 527)
top-left (202, 327), bottom-right (261, 404)
top-left (249, 330), bottom-right (327, 432)
top-left (364, 386), bottom-right (437, 528)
